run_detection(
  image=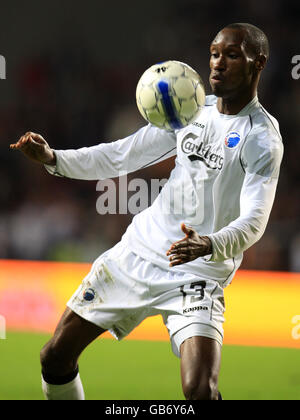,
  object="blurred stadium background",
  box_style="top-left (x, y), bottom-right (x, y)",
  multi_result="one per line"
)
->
top-left (0, 0), bottom-right (299, 400)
